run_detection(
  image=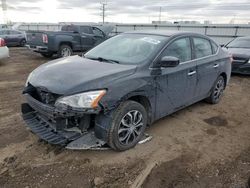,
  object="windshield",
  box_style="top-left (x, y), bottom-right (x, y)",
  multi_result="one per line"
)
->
top-left (85, 34), bottom-right (168, 65)
top-left (227, 38), bottom-right (250, 48)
